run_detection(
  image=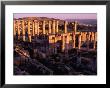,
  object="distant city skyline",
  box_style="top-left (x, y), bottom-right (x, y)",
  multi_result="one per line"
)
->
top-left (14, 13), bottom-right (97, 20)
